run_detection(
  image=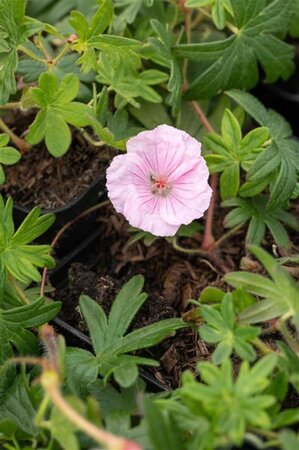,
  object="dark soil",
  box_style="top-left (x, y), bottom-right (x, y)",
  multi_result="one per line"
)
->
top-left (54, 199), bottom-right (299, 389)
top-left (1, 136), bottom-right (115, 209)
top-left (56, 203), bottom-right (240, 388)
top-left (0, 109), bottom-right (116, 209)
